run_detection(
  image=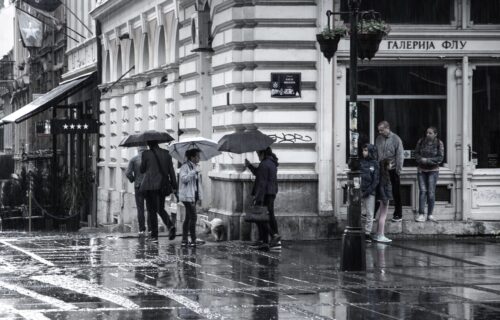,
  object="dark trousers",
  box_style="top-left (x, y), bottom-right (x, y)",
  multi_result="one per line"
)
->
top-left (257, 194), bottom-right (278, 243)
top-left (182, 201), bottom-right (197, 242)
top-left (145, 190), bottom-right (174, 238)
top-left (134, 188), bottom-right (148, 232)
top-left (389, 169), bottom-right (402, 218)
